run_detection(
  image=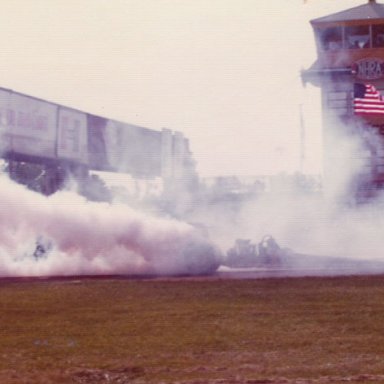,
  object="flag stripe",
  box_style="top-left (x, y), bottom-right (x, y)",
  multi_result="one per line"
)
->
top-left (354, 83), bottom-right (384, 115)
